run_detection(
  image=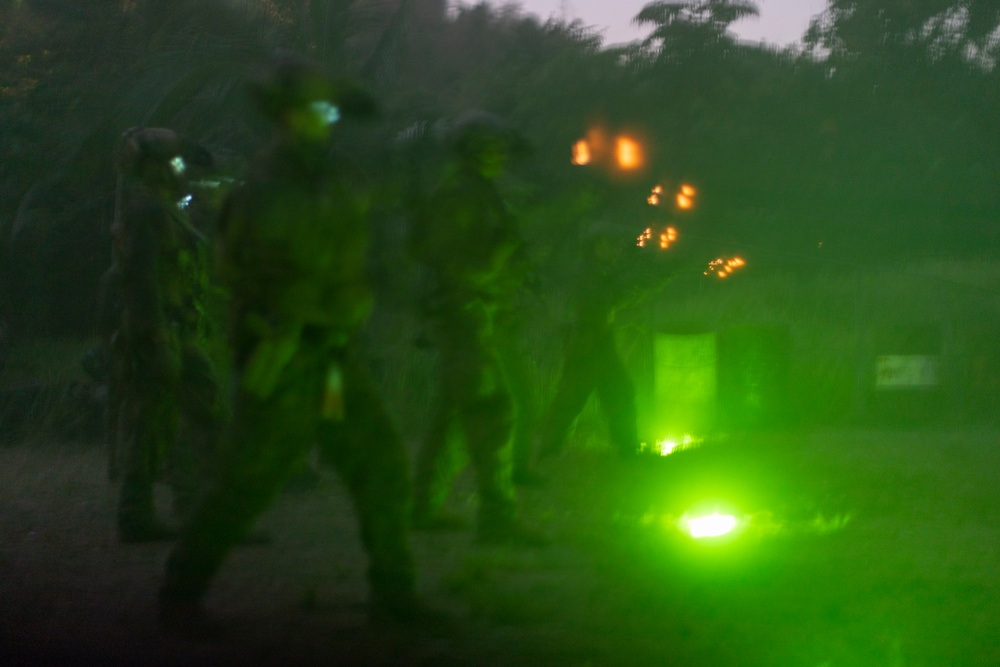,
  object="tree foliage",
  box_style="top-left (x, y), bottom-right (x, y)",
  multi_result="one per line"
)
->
top-left (806, 0), bottom-right (1000, 66)
top-left (636, 0), bottom-right (760, 52)
top-left (1, 0), bottom-right (998, 337)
